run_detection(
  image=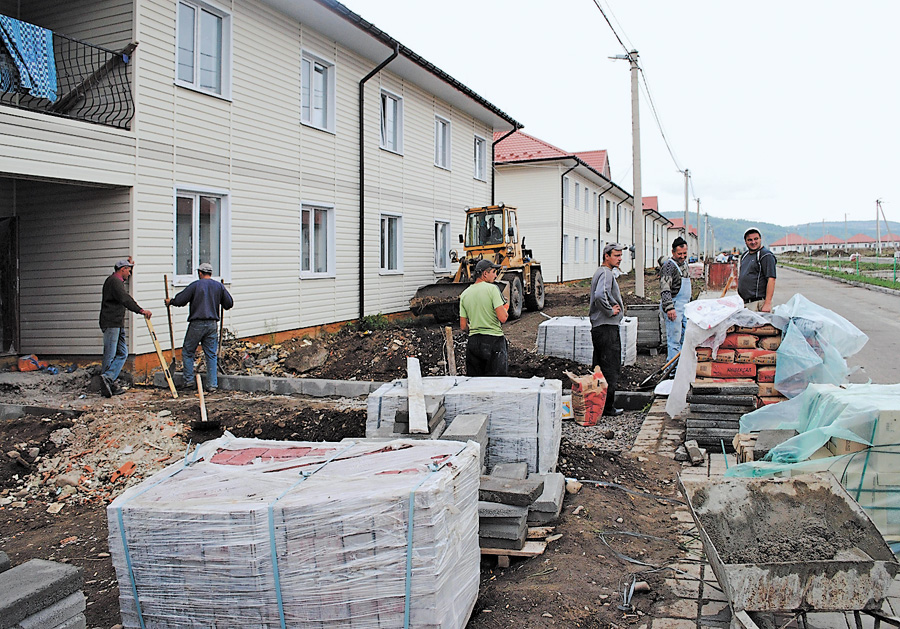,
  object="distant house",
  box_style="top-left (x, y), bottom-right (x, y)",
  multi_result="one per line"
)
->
top-left (846, 233), bottom-right (877, 250)
top-left (493, 130), bottom-right (635, 283)
top-left (770, 233), bottom-right (812, 254)
top-left (666, 218), bottom-right (699, 256)
top-left (809, 235), bottom-right (845, 251)
top-left (878, 233), bottom-right (900, 248)
top-left (0, 0), bottom-right (521, 370)
top-left (642, 197), bottom-right (672, 269)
